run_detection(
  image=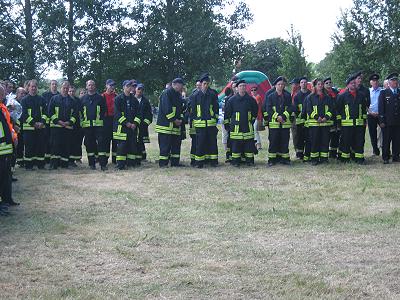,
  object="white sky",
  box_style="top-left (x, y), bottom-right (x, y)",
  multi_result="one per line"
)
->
top-left (242, 0), bottom-right (354, 63)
